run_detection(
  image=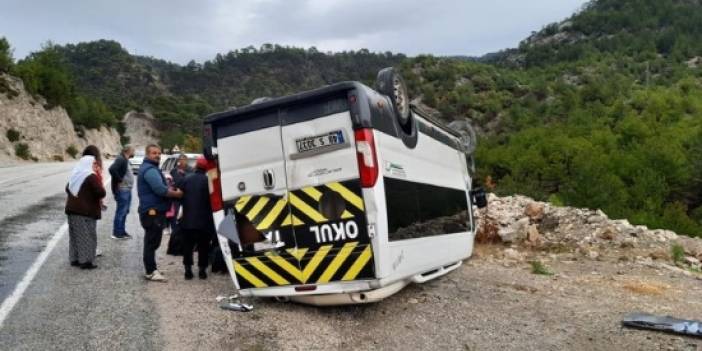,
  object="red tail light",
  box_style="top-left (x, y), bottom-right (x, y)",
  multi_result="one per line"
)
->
top-left (205, 158), bottom-right (224, 211)
top-left (354, 128), bottom-right (379, 188)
